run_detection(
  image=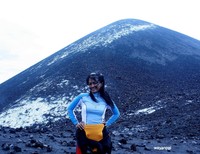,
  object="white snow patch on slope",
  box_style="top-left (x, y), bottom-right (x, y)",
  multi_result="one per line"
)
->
top-left (127, 100), bottom-right (165, 115)
top-left (102, 24), bottom-right (155, 46)
top-left (134, 100), bottom-right (165, 115)
top-left (0, 98), bottom-right (69, 128)
top-left (135, 106), bottom-right (157, 115)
